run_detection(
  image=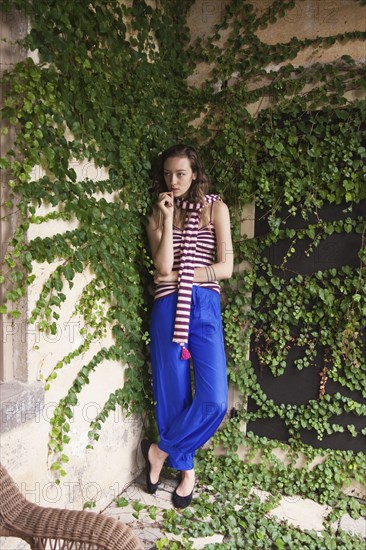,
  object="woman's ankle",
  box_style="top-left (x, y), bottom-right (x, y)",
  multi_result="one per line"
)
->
top-left (181, 468), bottom-right (195, 480)
top-left (151, 443), bottom-right (168, 462)
top-left (176, 469), bottom-right (195, 497)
